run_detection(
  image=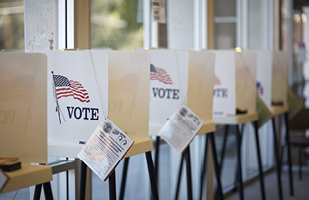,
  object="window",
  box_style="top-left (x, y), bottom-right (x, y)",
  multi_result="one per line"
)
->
top-left (0, 1), bottom-right (24, 50)
top-left (91, 0), bottom-right (144, 50)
